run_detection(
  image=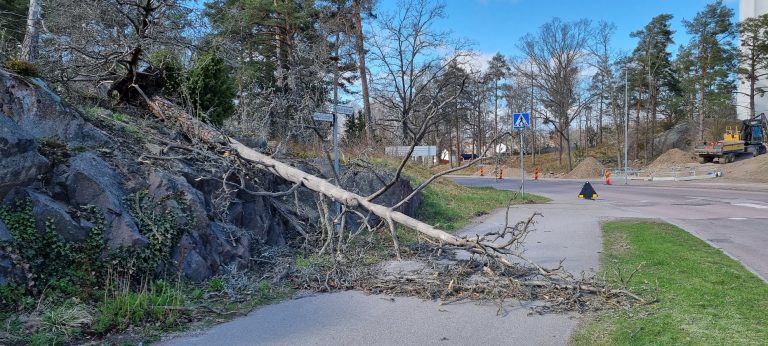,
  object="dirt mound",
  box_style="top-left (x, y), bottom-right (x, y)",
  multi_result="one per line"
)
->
top-left (646, 148), bottom-right (698, 173)
top-left (721, 155), bottom-right (768, 183)
top-left (564, 157), bottom-right (606, 179)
